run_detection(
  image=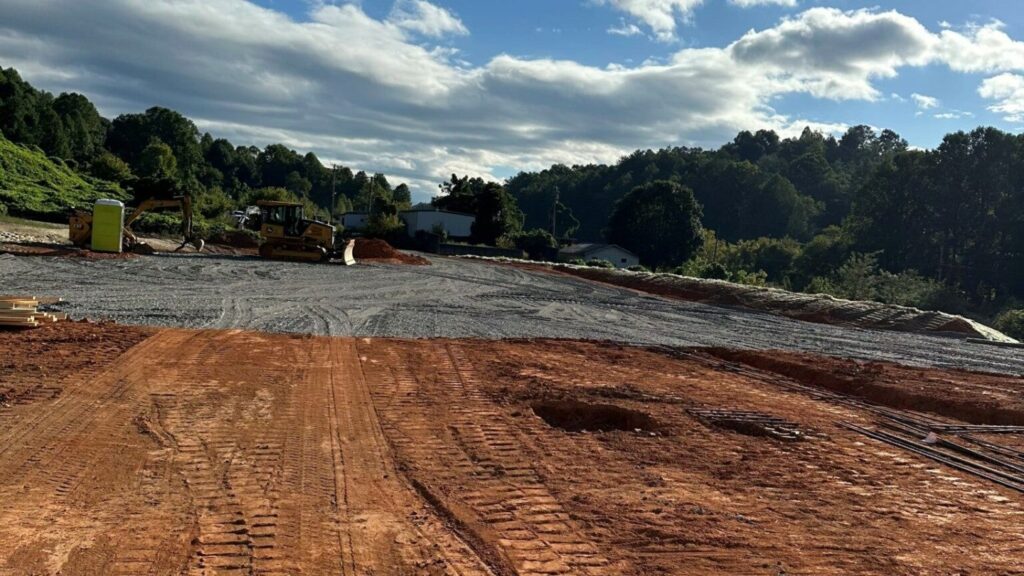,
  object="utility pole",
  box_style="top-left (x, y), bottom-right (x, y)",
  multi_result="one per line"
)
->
top-left (330, 163), bottom-right (337, 225)
top-left (551, 186), bottom-right (560, 239)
